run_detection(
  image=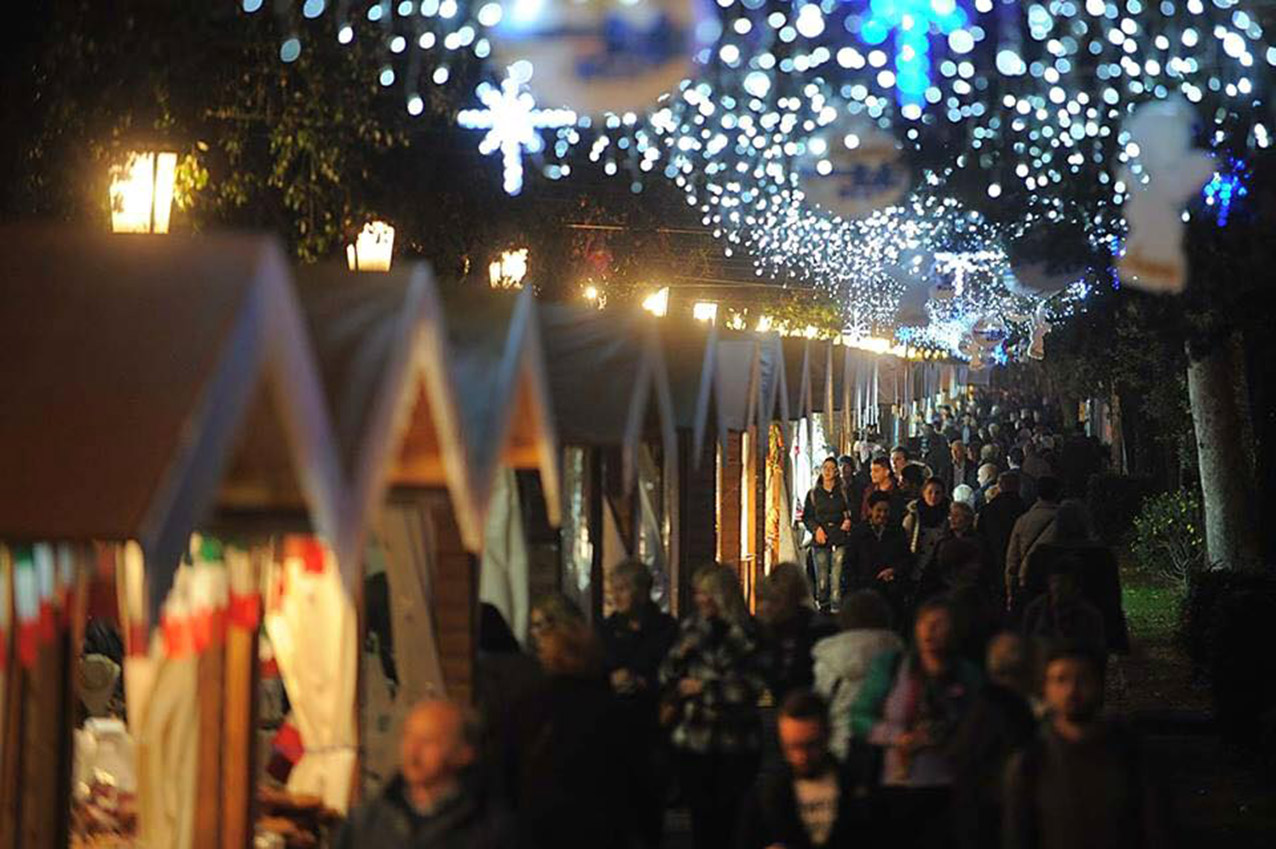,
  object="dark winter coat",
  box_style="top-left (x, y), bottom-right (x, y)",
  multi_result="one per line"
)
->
top-left (1003, 722), bottom-right (1171, 849)
top-left (735, 763), bottom-right (873, 849)
top-left (1021, 541), bottom-right (1129, 652)
top-left (944, 458), bottom-right (978, 493)
top-left (803, 483), bottom-right (853, 547)
top-left (504, 673), bottom-right (641, 847)
top-left (759, 606), bottom-right (838, 701)
top-left (977, 491), bottom-right (1027, 581)
top-left (599, 602), bottom-right (679, 697)
top-left (843, 521), bottom-right (912, 593)
top-left (335, 774), bottom-right (514, 849)
top-left (950, 682), bottom-right (1038, 849)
